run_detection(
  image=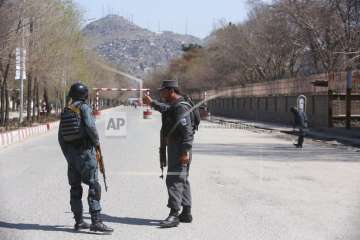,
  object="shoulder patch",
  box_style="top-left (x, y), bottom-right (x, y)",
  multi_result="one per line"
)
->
top-left (180, 117), bottom-right (188, 126)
